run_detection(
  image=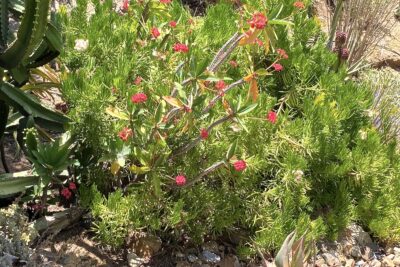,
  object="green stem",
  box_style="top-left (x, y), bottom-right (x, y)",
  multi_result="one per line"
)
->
top-left (327, 0), bottom-right (344, 50)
